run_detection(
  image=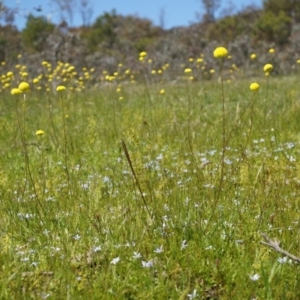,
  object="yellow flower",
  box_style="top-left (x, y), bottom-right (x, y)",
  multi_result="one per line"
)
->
top-left (210, 69), bottom-right (215, 74)
top-left (11, 88), bottom-right (22, 95)
top-left (250, 53), bottom-right (256, 60)
top-left (189, 58), bottom-right (194, 62)
top-left (297, 59), bottom-right (300, 64)
top-left (18, 82), bottom-right (30, 92)
top-left (139, 51), bottom-right (147, 57)
top-left (184, 68), bottom-right (192, 74)
top-left (250, 82), bottom-right (260, 91)
top-left (160, 89), bottom-right (165, 95)
top-left (35, 130), bottom-right (45, 136)
top-left (263, 64), bottom-right (273, 73)
top-left (213, 47), bottom-right (228, 58)
top-left (56, 85), bottom-right (66, 92)
top-left (7, 71), bottom-right (13, 77)
top-left (269, 48), bottom-right (275, 54)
